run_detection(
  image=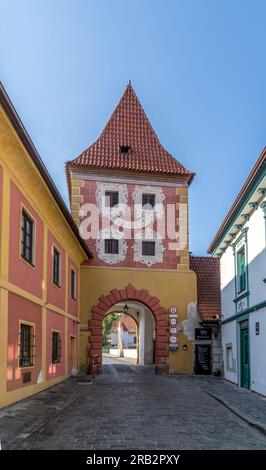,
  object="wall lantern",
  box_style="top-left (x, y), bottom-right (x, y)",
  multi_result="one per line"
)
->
top-left (123, 303), bottom-right (129, 314)
top-left (182, 344), bottom-right (188, 351)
